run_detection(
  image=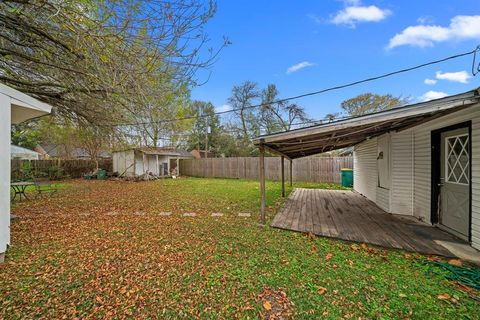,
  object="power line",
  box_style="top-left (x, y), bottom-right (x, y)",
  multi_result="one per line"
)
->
top-left (103, 45), bottom-right (480, 128)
